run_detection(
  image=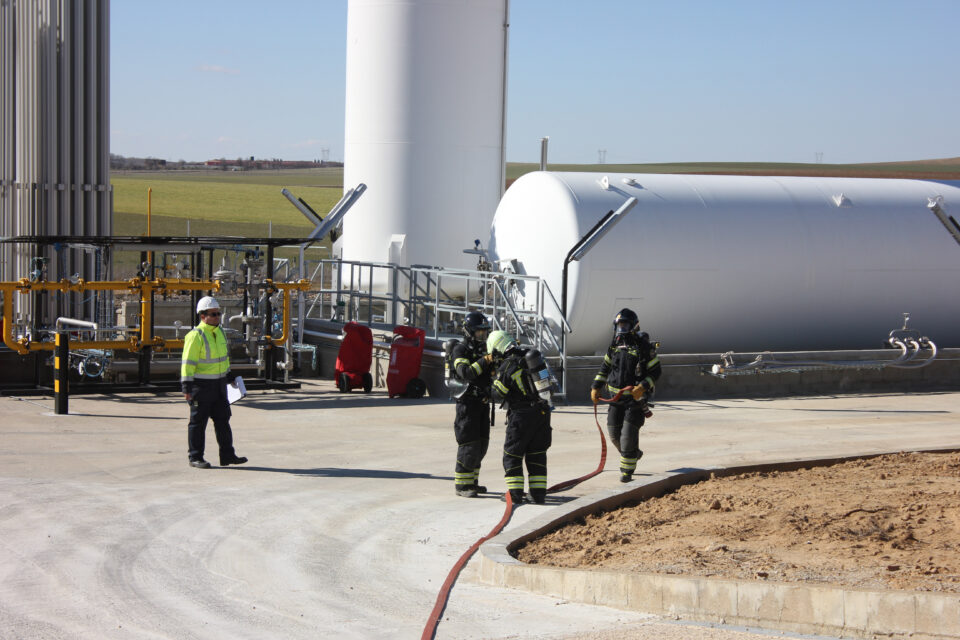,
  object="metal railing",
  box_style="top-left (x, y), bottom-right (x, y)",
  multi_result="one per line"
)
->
top-left (296, 258), bottom-right (572, 395)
